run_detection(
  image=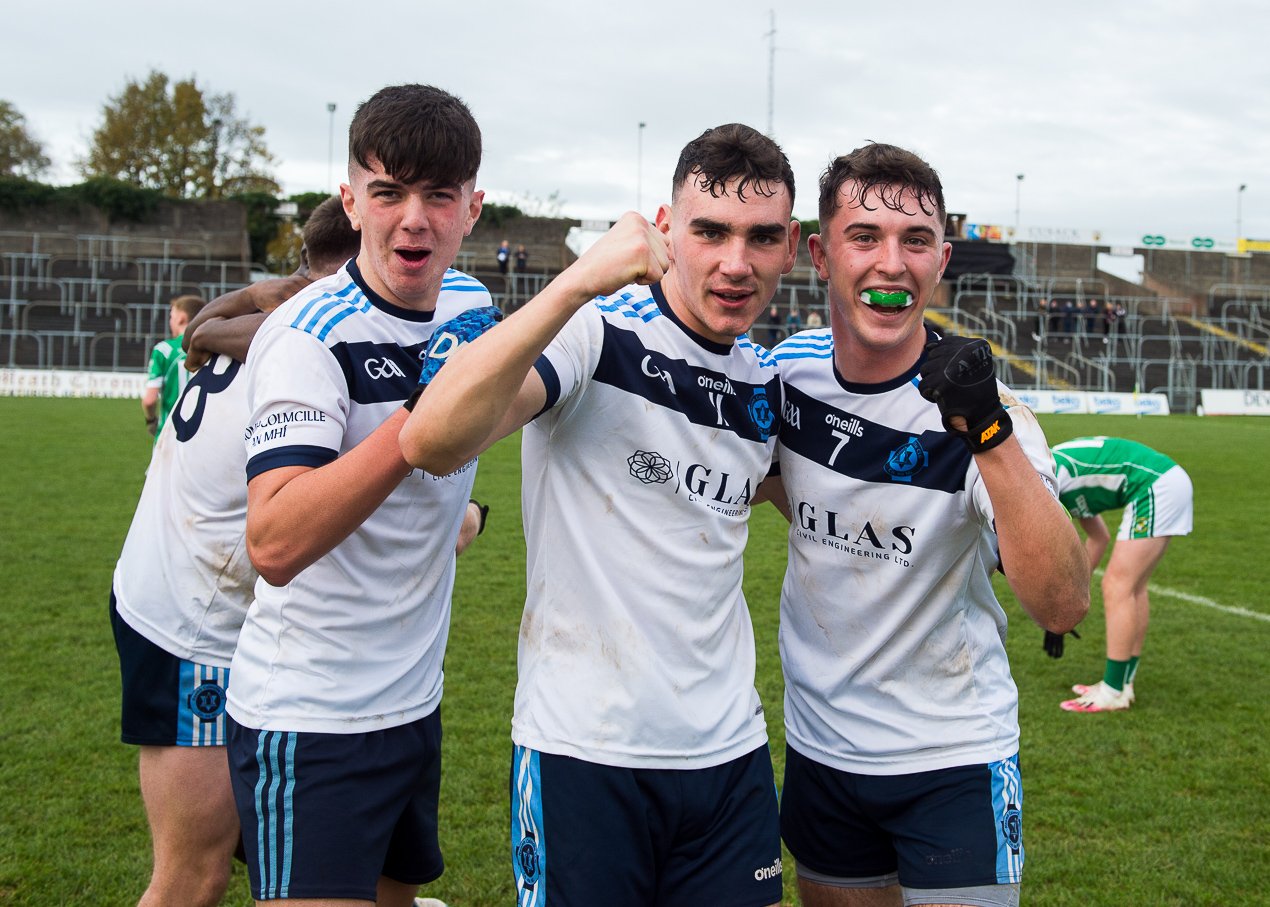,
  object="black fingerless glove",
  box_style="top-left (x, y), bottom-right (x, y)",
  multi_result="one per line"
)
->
top-left (1043, 627), bottom-right (1080, 658)
top-left (918, 335), bottom-right (1012, 453)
